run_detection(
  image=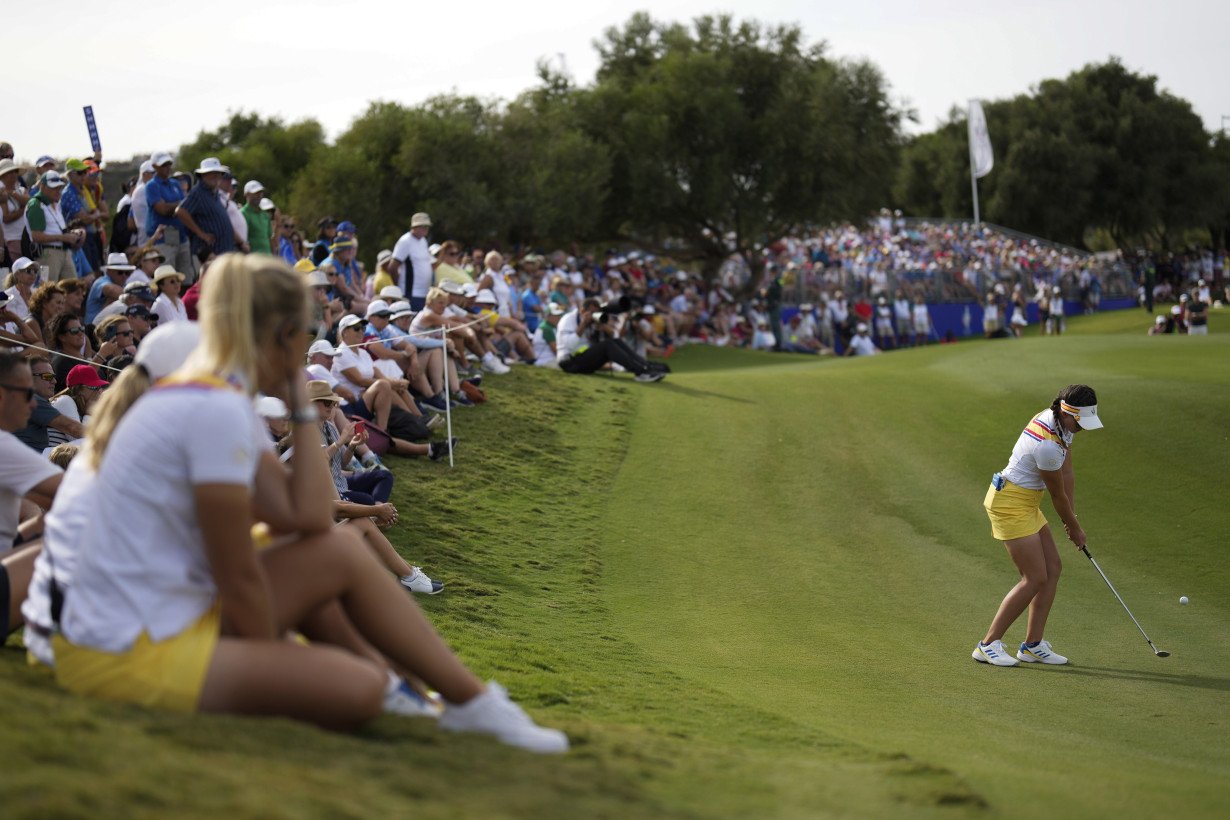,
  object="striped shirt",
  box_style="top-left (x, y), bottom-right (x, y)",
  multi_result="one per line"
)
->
top-left (1000, 409), bottom-right (1072, 490)
top-left (179, 182), bottom-right (235, 256)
